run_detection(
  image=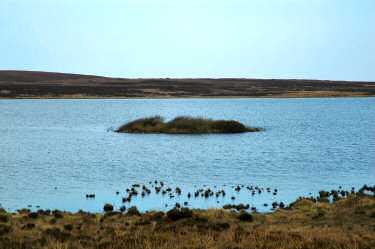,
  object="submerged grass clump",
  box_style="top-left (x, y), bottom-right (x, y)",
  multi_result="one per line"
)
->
top-left (115, 116), bottom-right (261, 134)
